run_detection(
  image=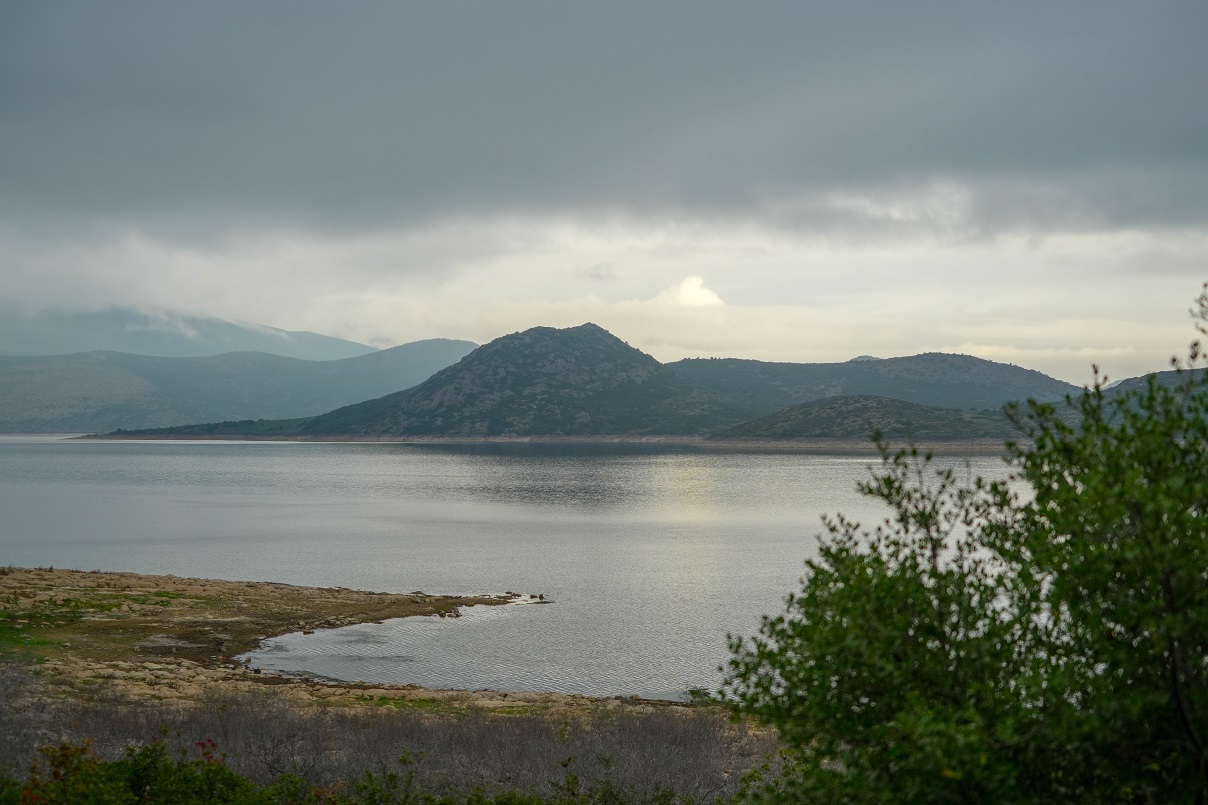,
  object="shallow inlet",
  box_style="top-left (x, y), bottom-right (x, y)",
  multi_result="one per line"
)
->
top-left (239, 598), bottom-right (710, 701)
